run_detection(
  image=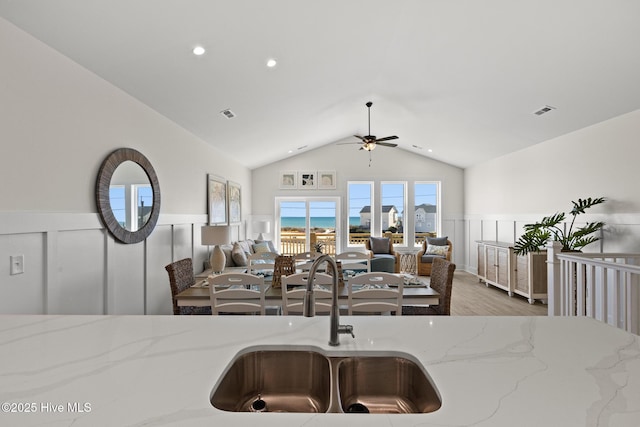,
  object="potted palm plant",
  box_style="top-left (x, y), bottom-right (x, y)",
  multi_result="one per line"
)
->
top-left (514, 197), bottom-right (606, 256)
